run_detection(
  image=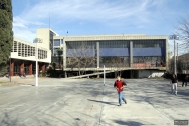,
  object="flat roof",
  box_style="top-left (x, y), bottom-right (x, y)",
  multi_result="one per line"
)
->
top-left (53, 34), bottom-right (168, 41)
